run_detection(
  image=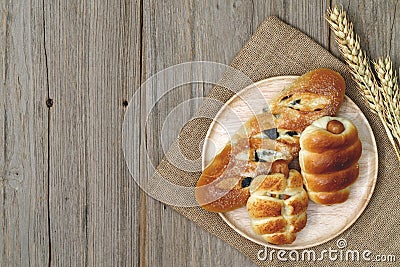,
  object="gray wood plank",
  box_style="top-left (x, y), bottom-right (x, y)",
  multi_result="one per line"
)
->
top-left (0, 0), bottom-right (49, 266)
top-left (45, 0), bottom-right (141, 266)
top-left (141, 1), bottom-right (329, 266)
top-left (252, 0), bottom-right (331, 49)
top-left (86, 0), bottom-right (141, 266)
top-left (45, 0), bottom-right (90, 264)
top-left (2, 0), bottom-right (397, 266)
top-left (141, 0), bottom-right (256, 266)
